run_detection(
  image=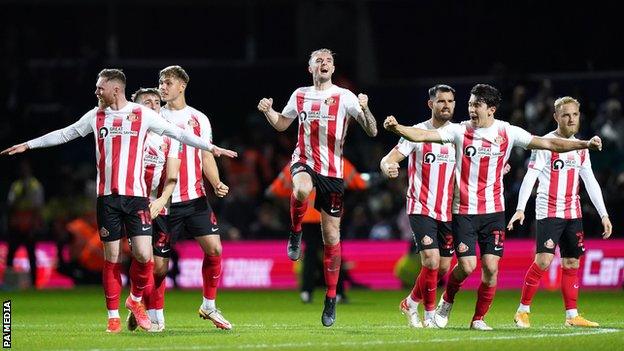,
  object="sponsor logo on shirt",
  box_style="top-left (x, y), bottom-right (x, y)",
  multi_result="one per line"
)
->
top-left (299, 110), bottom-right (336, 121)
